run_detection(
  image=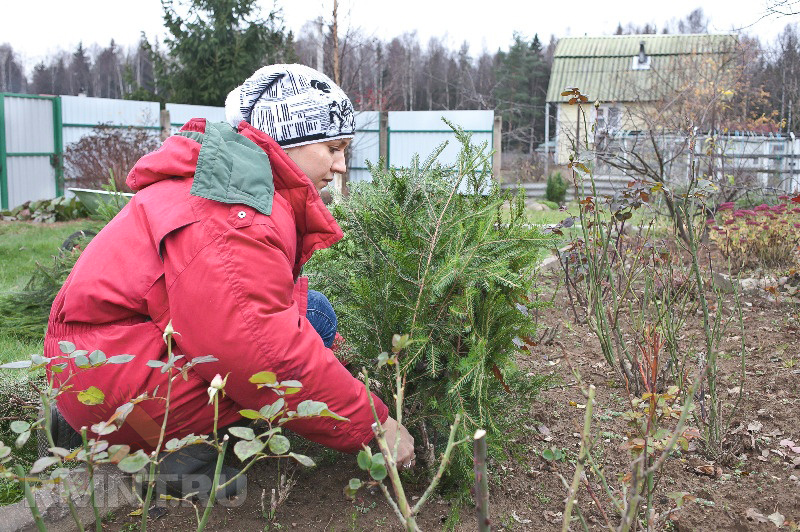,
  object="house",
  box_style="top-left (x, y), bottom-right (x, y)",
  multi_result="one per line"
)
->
top-left (545, 33), bottom-right (738, 166)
